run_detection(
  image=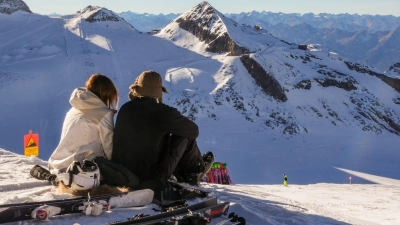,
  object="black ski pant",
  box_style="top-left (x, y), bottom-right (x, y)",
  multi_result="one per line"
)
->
top-left (137, 135), bottom-right (204, 201)
top-left (155, 135), bottom-right (205, 182)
